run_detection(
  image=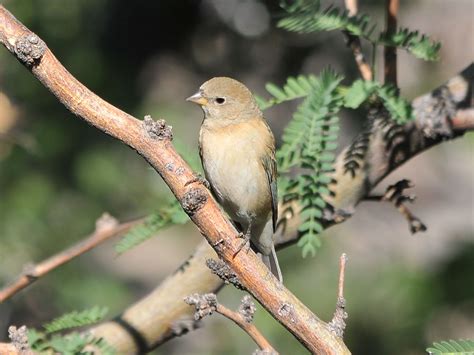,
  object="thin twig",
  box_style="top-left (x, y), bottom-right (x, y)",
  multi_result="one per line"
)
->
top-left (216, 304), bottom-right (276, 353)
top-left (328, 254), bottom-right (348, 338)
top-left (185, 293), bottom-right (277, 353)
top-left (0, 214), bottom-right (142, 303)
top-left (365, 179), bottom-right (427, 234)
top-left (344, 0), bottom-right (373, 81)
top-left (384, 0), bottom-right (399, 86)
top-left (337, 253), bottom-right (348, 301)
